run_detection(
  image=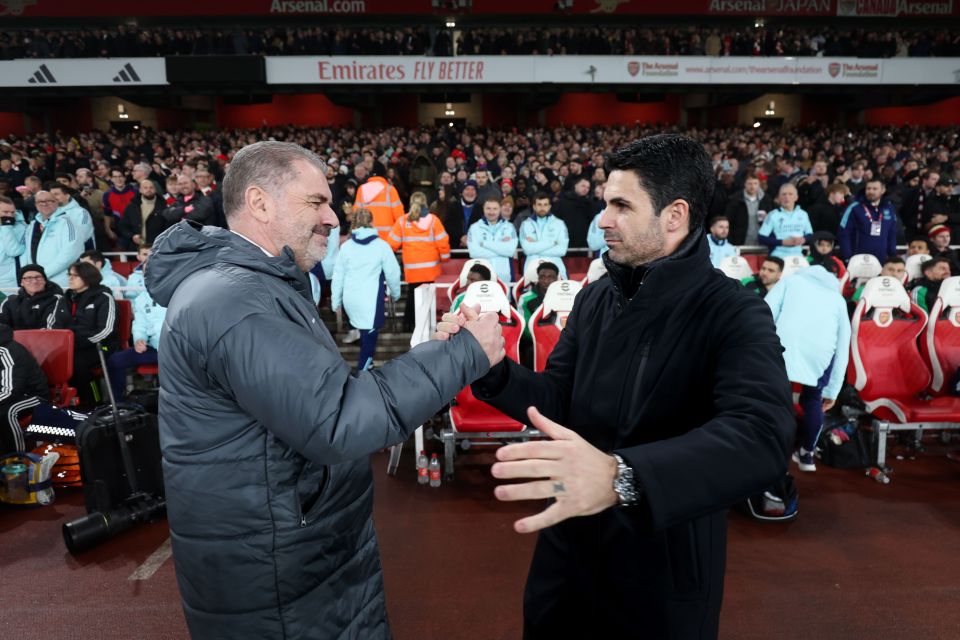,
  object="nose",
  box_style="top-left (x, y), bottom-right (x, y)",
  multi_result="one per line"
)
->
top-left (598, 207), bottom-right (616, 230)
top-left (320, 204), bottom-right (339, 229)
